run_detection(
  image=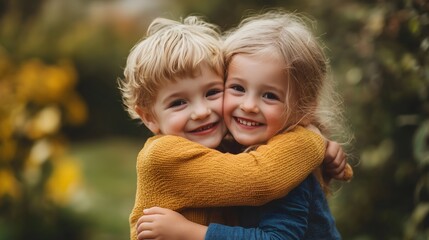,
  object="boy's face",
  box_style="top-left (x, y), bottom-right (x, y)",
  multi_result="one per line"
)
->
top-left (223, 54), bottom-right (289, 146)
top-left (143, 64), bottom-right (226, 148)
